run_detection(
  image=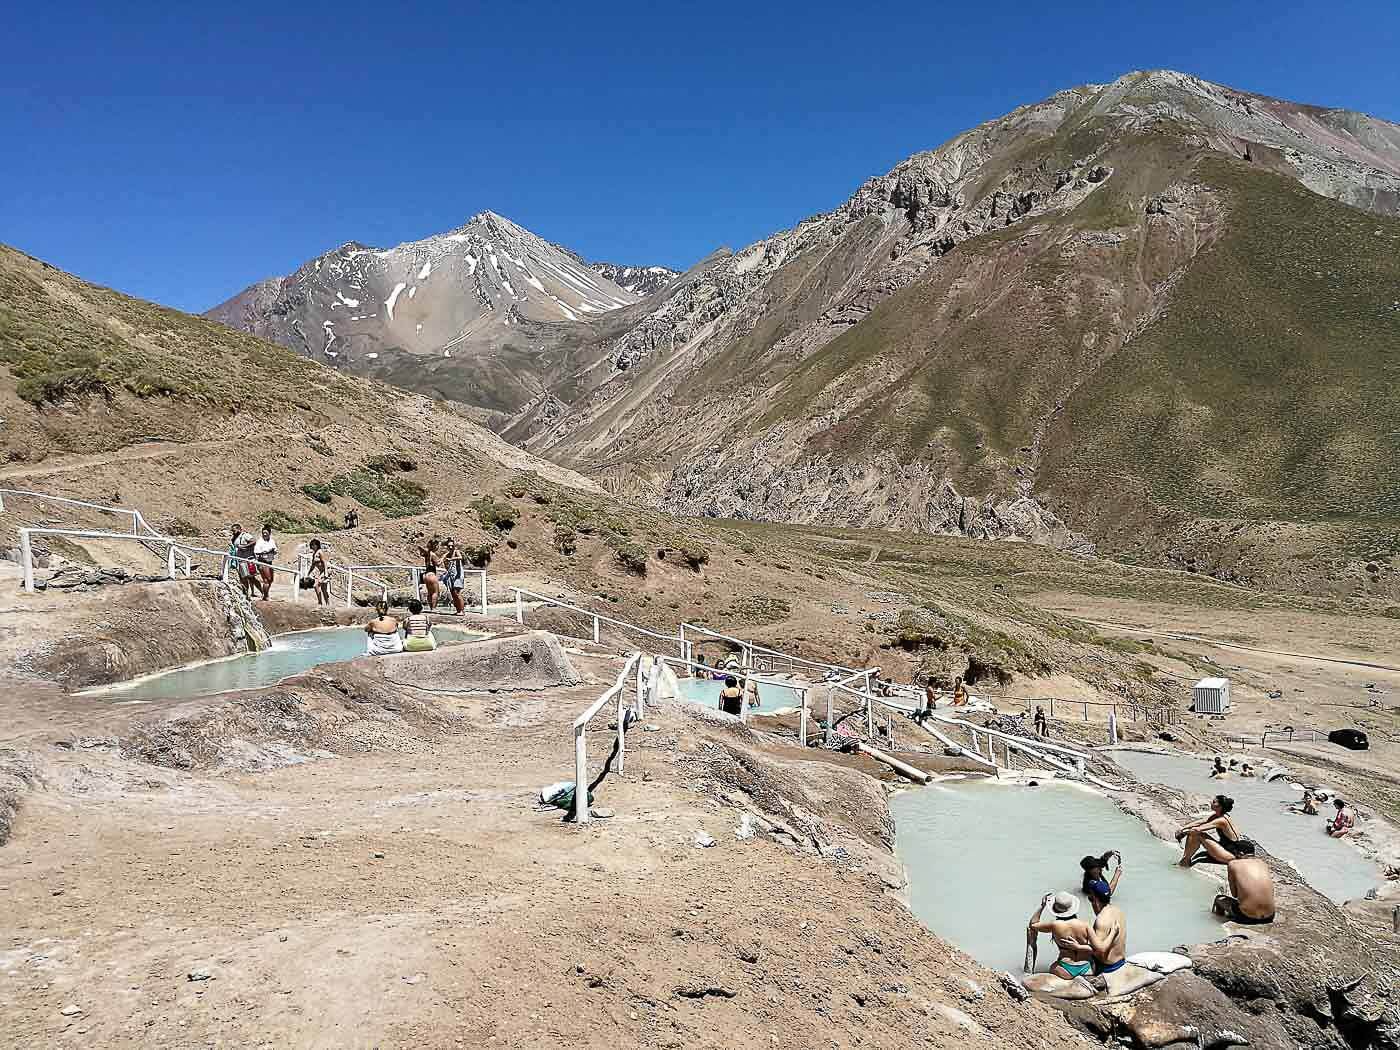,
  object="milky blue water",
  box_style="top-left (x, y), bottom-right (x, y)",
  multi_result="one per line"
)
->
top-left (1110, 749), bottom-right (1380, 903)
top-left (88, 625), bottom-right (487, 701)
top-left (676, 675), bottom-right (805, 712)
top-left (891, 778), bottom-right (1226, 974)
